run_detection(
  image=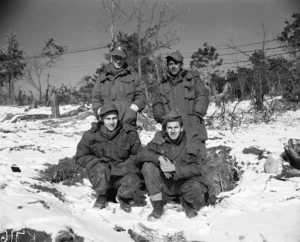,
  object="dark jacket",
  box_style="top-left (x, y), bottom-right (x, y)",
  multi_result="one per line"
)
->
top-left (92, 63), bottom-right (146, 115)
top-left (138, 131), bottom-right (208, 185)
top-left (74, 121), bottom-right (142, 176)
top-left (152, 69), bottom-right (209, 140)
